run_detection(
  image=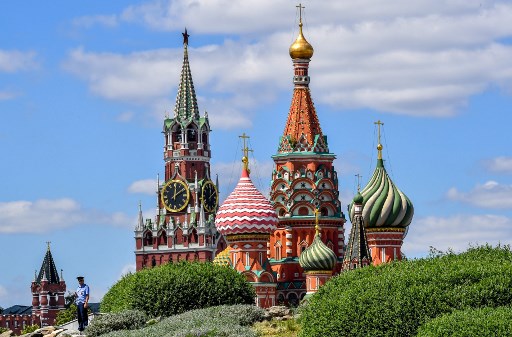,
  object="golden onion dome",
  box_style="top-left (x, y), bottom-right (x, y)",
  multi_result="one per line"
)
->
top-left (289, 22), bottom-right (314, 60)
